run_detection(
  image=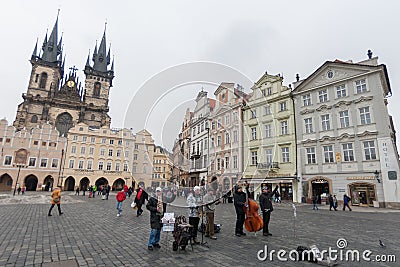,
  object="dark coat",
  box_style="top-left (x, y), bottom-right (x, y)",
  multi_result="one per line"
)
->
top-left (135, 188), bottom-right (148, 205)
top-left (259, 186), bottom-right (278, 213)
top-left (146, 196), bottom-right (167, 229)
top-left (233, 189), bottom-right (246, 214)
